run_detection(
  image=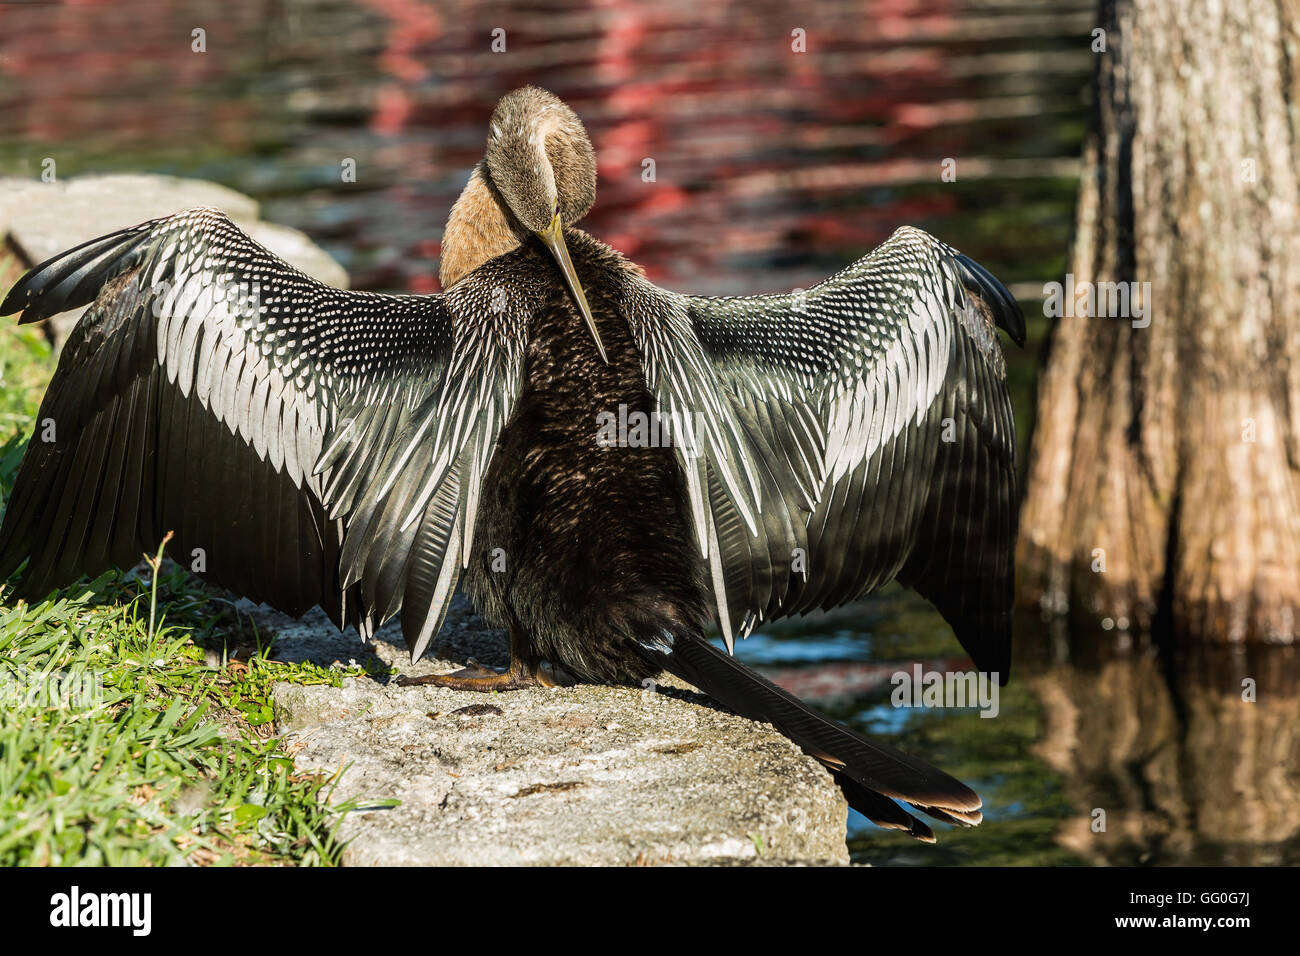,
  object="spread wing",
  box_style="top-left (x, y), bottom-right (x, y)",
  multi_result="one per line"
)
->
top-left (0, 207), bottom-right (530, 658)
top-left (624, 226), bottom-right (1023, 677)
